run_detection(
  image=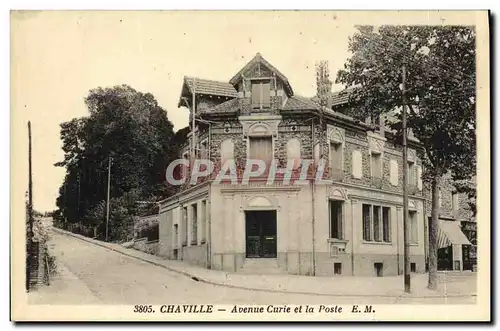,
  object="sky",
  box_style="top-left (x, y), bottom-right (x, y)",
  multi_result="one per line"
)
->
top-left (11, 10), bottom-right (486, 212)
top-left (11, 11), bottom-right (358, 212)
